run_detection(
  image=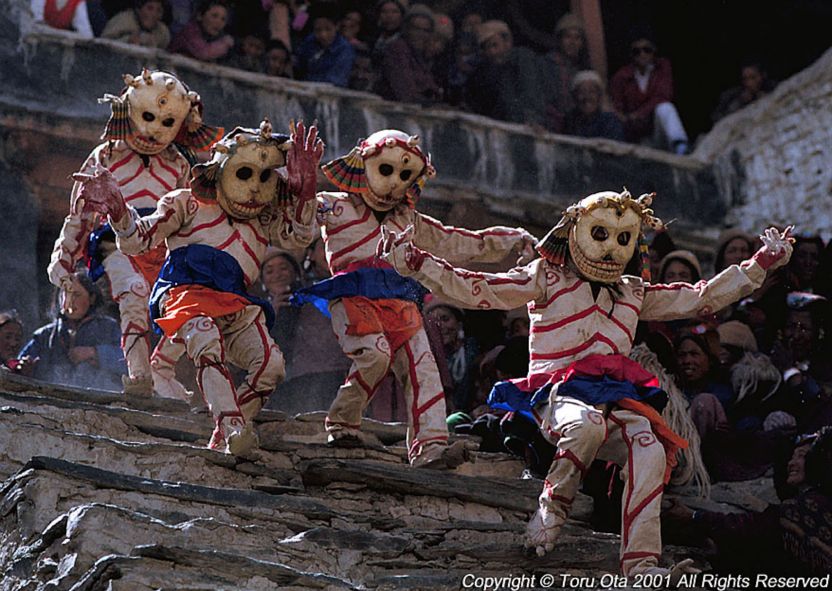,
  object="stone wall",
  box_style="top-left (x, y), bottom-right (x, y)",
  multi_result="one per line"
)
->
top-left (696, 47), bottom-right (832, 239)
